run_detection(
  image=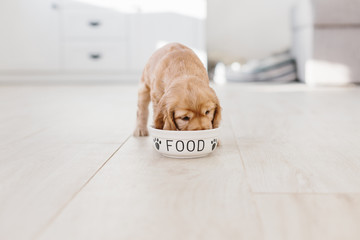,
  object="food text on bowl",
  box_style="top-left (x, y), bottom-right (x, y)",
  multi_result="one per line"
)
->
top-left (166, 139), bottom-right (205, 152)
